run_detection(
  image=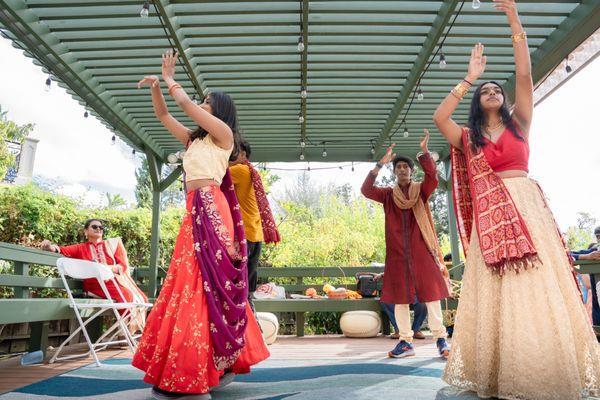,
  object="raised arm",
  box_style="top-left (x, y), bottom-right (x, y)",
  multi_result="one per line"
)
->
top-left (161, 50), bottom-right (233, 150)
top-left (495, 0), bottom-right (533, 136)
top-left (138, 75), bottom-right (190, 145)
top-left (361, 144), bottom-right (396, 203)
top-left (433, 43), bottom-right (487, 150)
top-left (418, 129), bottom-right (439, 199)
